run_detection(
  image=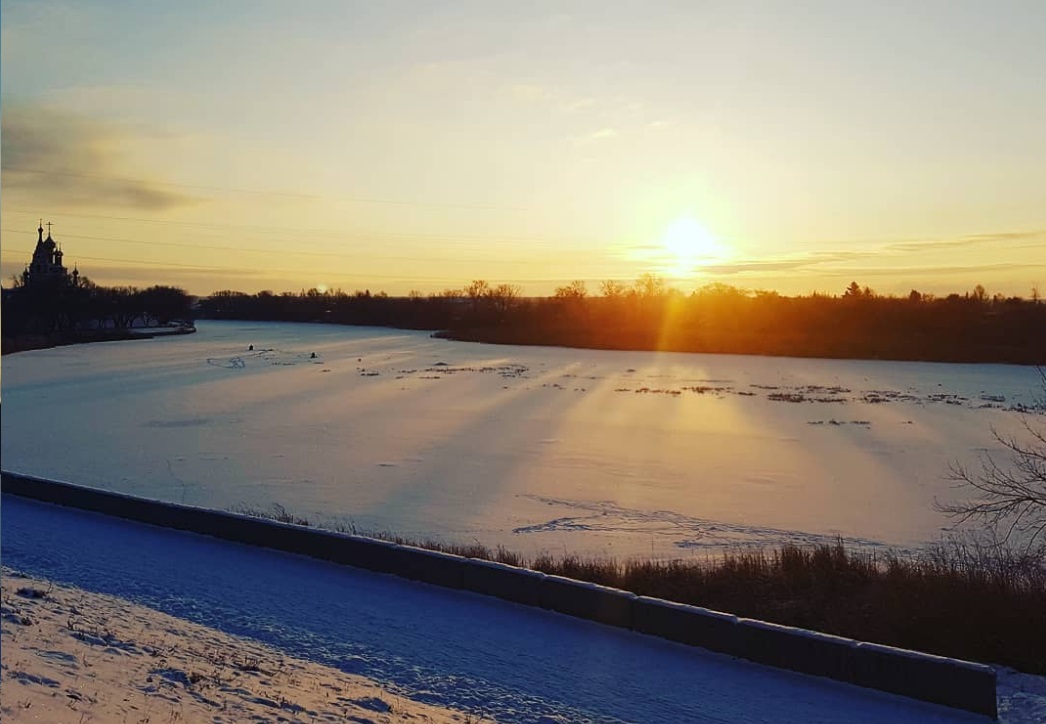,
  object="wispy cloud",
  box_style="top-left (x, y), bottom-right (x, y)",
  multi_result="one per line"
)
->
top-left (582, 128), bottom-right (619, 143)
top-left (827, 262), bottom-right (1046, 276)
top-left (642, 229), bottom-right (1046, 280)
top-left (885, 230), bottom-right (1046, 254)
top-left (646, 119), bottom-right (680, 131)
top-left (618, 244), bottom-right (867, 276)
top-left (562, 97), bottom-right (596, 112)
top-left (1, 104), bottom-right (198, 211)
top-left (506, 83), bottom-right (556, 104)
top-left (687, 250), bottom-right (861, 276)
